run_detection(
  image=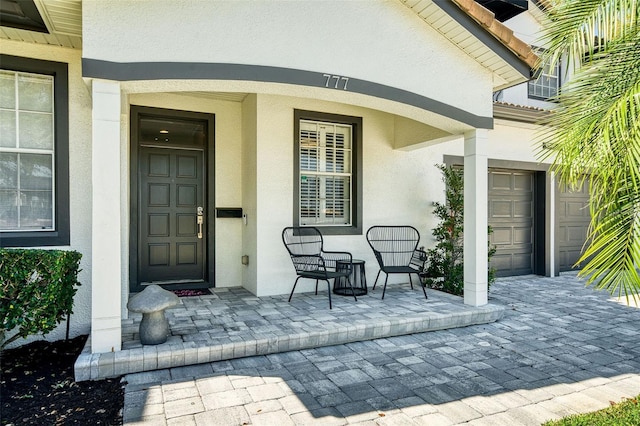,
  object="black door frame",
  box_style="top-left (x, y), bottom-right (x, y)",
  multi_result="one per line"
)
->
top-left (129, 105), bottom-right (216, 293)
